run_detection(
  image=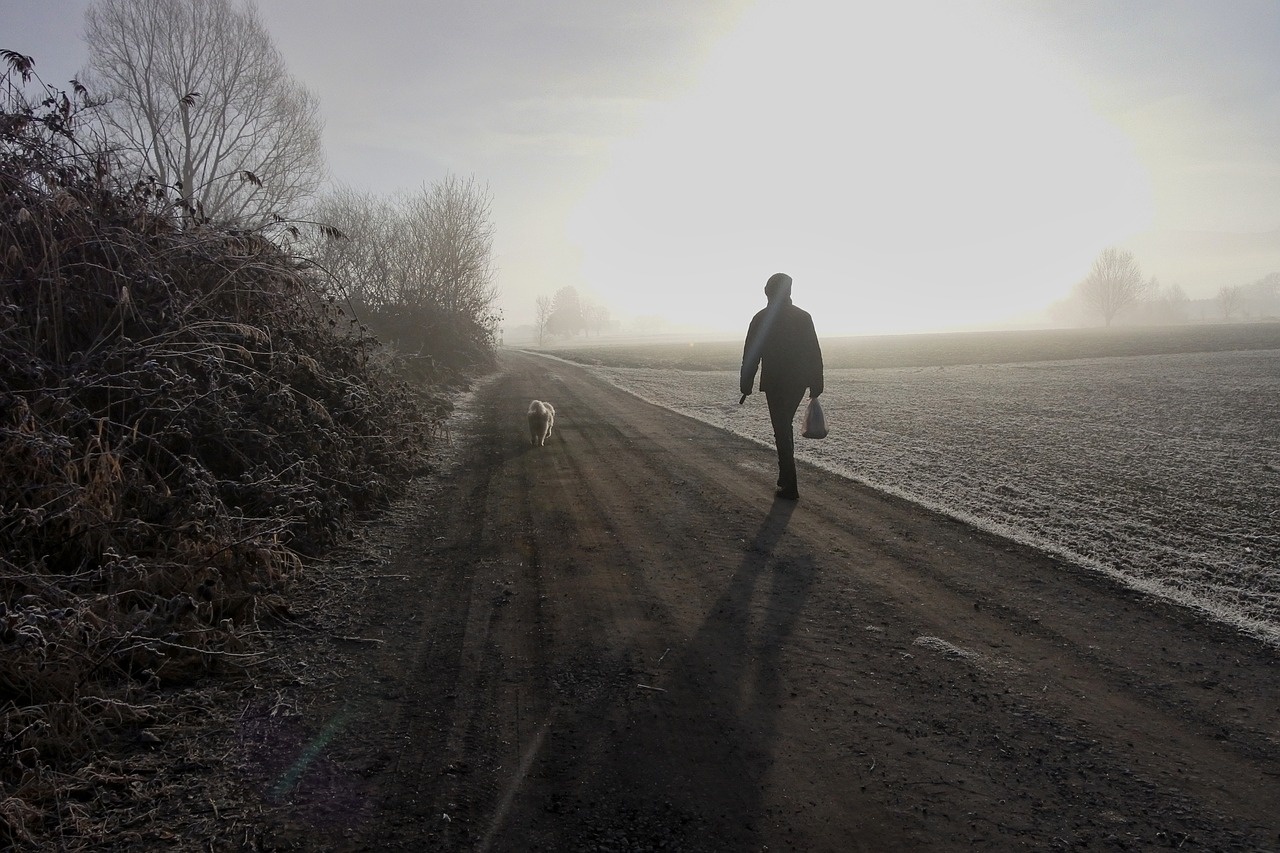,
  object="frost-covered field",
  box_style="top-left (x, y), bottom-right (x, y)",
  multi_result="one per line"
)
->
top-left (543, 342), bottom-right (1280, 647)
